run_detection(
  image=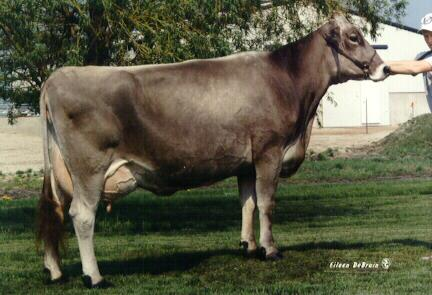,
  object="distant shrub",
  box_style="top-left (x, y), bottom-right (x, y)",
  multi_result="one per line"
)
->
top-left (317, 153), bottom-right (327, 161)
top-left (334, 163), bottom-right (343, 169)
top-left (416, 166), bottom-right (424, 172)
top-left (325, 148), bottom-right (335, 158)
